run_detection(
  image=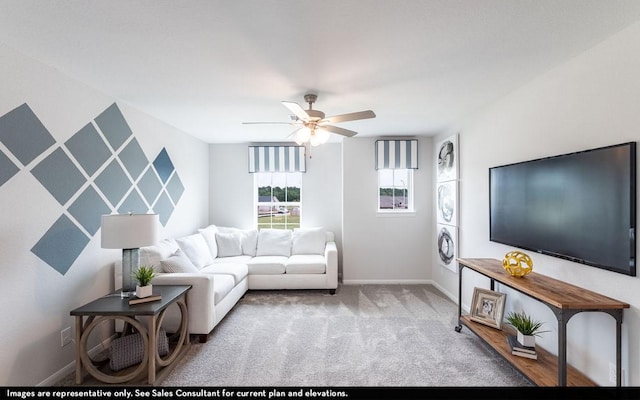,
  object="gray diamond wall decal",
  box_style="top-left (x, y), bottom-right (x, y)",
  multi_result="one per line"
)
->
top-left (94, 159), bottom-right (132, 208)
top-left (0, 103), bottom-right (55, 166)
top-left (94, 103), bottom-right (132, 151)
top-left (30, 147), bottom-right (86, 205)
top-left (0, 150), bottom-right (19, 187)
top-left (65, 122), bottom-right (111, 176)
top-left (31, 215), bottom-right (90, 275)
top-left (153, 148), bottom-right (174, 183)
